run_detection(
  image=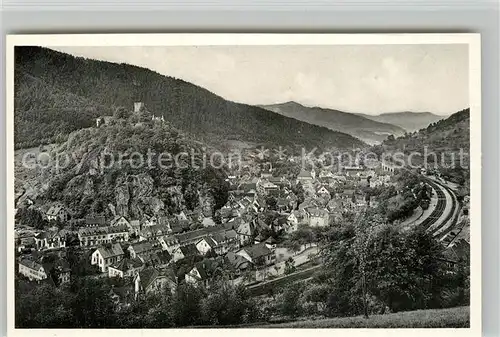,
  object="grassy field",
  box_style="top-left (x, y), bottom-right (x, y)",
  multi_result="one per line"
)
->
top-left (255, 306), bottom-right (470, 328)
